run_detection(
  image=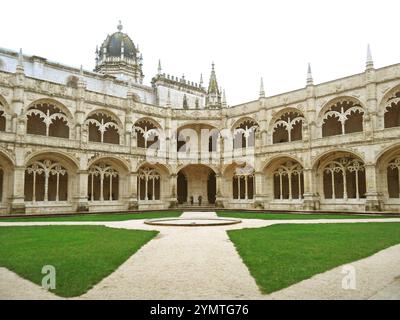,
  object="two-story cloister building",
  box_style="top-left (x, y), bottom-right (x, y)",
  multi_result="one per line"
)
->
top-left (1, 23), bottom-right (400, 215)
